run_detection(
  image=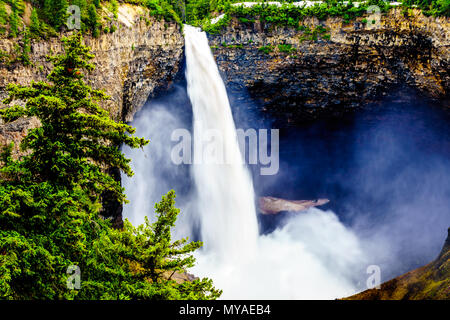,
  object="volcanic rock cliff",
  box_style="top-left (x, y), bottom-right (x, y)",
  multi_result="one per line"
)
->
top-left (0, 5), bottom-right (184, 156)
top-left (1, 7), bottom-right (449, 150)
top-left (0, 6), bottom-right (449, 222)
top-left (209, 8), bottom-right (449, 123)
